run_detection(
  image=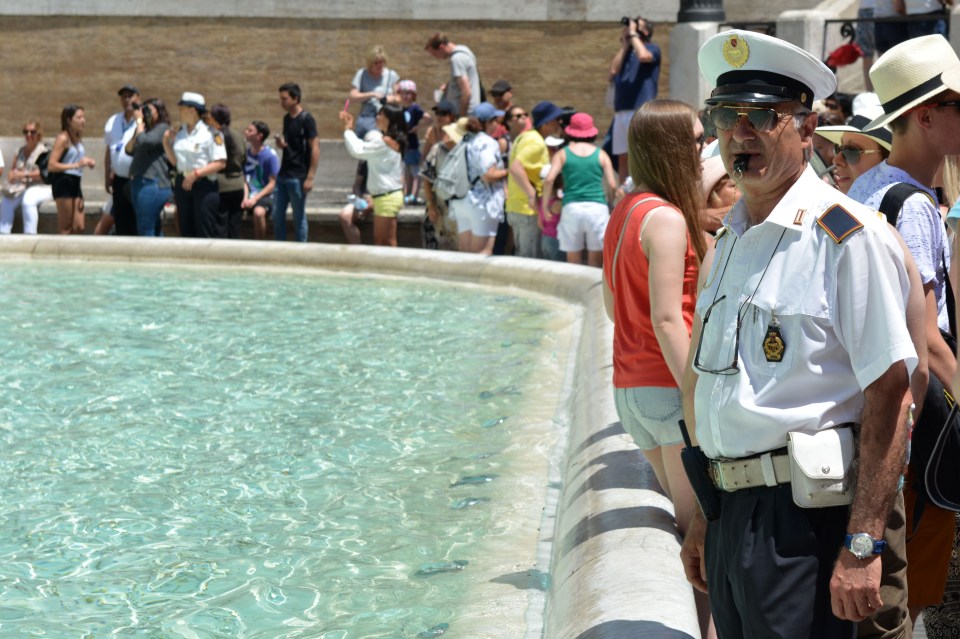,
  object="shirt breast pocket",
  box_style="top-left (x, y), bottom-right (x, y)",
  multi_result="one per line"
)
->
top-left (740, 298), bottom-right (797, 375)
